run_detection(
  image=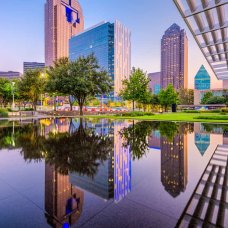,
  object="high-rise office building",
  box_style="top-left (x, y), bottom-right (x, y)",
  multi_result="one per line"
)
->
top-left (0, 71), bottom-right (21, 79)
top-left (194, 65), bottom-right (210, 90)
top-left (23, 62), bottom-right (45, 73)
top-left (148, 72), bottom-right (161, 94)
top-left (69, 21), bottom-right (131, 97)
top-left (161, 23), bottom-right (188, 90)
top-left (45, 0), bottom-right (84, 66)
